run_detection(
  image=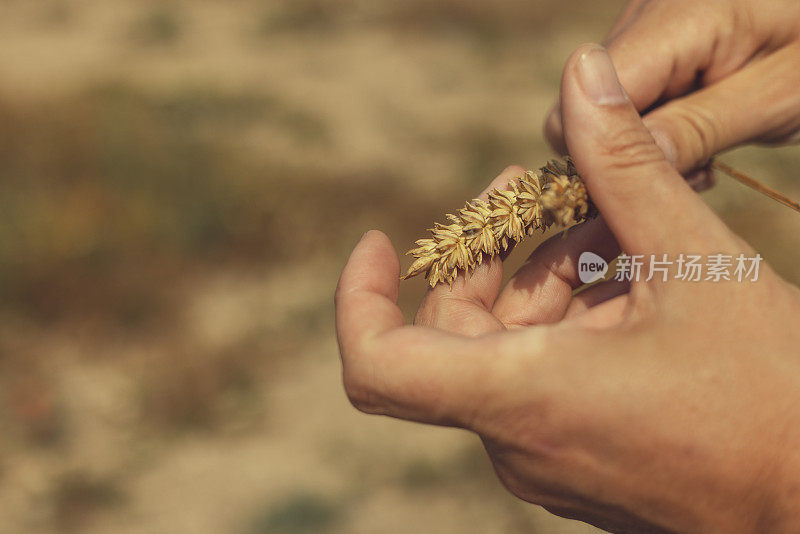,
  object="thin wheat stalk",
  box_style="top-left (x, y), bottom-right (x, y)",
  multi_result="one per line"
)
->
top-left (711, 160), bottom-right (800, 214)
top-left (402, 157), bottom-right (595, 288)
